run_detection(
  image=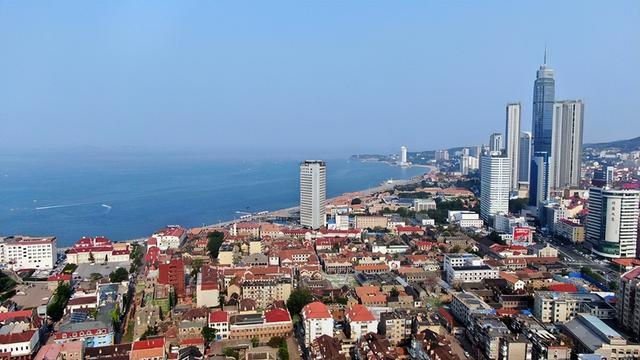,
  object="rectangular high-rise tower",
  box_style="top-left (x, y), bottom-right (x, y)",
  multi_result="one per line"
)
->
top-left (505, 103), bottom-right (521, 191)
top-left (551, 100), bottom-right (584, 189)
top-left (300, 160), bottom-right (327, 229)
top-left (519, 132), bottom-right (532, 184)
top-left (586, 187), bottom-right (640, 259)
top-left (480, 152), bottom-right (510, 222)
